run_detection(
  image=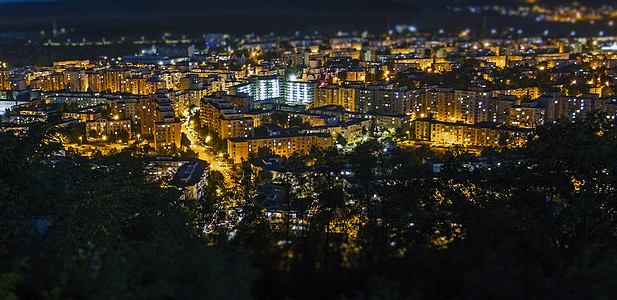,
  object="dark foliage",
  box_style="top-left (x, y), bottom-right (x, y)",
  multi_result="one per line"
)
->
top-left (0, 124), bottom-right (254, 298)
top-left (4, 114), bottom-right (617, 298)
